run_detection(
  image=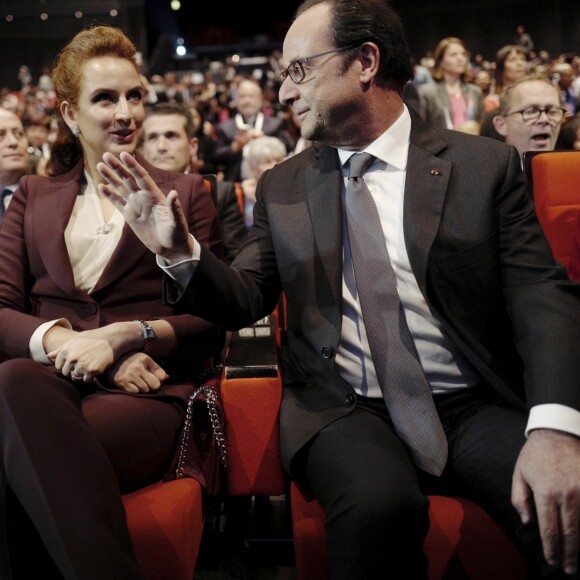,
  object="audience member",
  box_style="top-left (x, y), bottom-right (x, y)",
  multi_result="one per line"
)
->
top-left (101, 1), bottom-right (580, 577)
top-left (555, 115), bottom-right (580, 150)
top-left (513, 25), bottom-right (534, 55)
top-left (552, 62), bottom-right (577, 117)
top-left (140, 102), bottom-right (247, 263)
top-left (214, 78), bottom-right (292, 181)
top-left (23, 115), bottom-right (52, 174)
top-left (418, 37), bottom-right (483, 130)
top-left (409, 55), bottom-right (433, 87)
top-left (239, 135), bottom-right (287, 230)
top-left (187, 103), bottom-right (218, 174)
top-left (493, 75), bottom-right (564, 161)
top-left (0, 107), bottom-right (30, 225)
top-left (485, 45), bottom-right (528, 111)
top-left (473, 70), bottom-right (494, 106)
top-left (0, 25), bottom-right (225, 578)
